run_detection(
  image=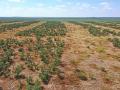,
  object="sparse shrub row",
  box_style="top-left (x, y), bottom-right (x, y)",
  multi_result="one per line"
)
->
top-left (0, 21), bottom-right (39, 33)
top-left (0, 21), bottom-right (67, 89)
top-left (88, 27), bottom-right (109, 36)
top-left (0, 38), bottom-right (23, 48)
top-left (0, 39), bottom-right (14, 77)
top-left (109, 38), bottom-right (120, 48)
top-left (34, 21), bottom-right (67, 84)
top-left (0, 38), bottom-right (42, 89)
top-left (69, 21), bottom-right (120, 37)
top-left (0, 38), bottom-right (25, 77)
top-left (26, 76), bottom-right (42, 90)
top-left (86, 21), bottom-right (120, 29)
top-left (16, 21), bottom-right (67, 86)
top-left (16, 21), bottom-right (67, 37)
top-left (88, 26), bottom-right (120, 36)
top-left (69, 21), bottom-right (90, 28)
top-left (38, 39), bottom-right (64, 84)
